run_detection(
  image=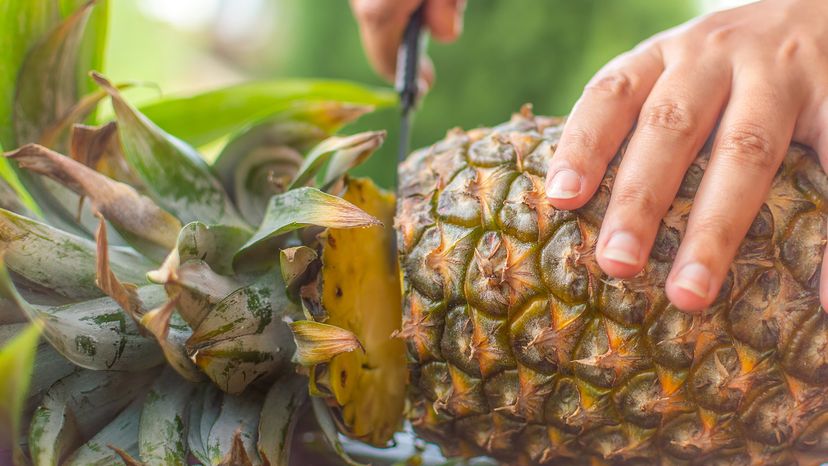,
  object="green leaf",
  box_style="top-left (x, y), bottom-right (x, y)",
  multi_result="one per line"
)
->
top-left (0, 262), bottom-right (166, 371)
top-left (321, 134), bottom-right (387, 191)
top-left (28, 368), bottom-right (158, 466)
top-left (63, 396), bottom-right (143, 466)
top-left (206, 393), bottom-right (263, 465)
top-left (174, 222), bottom-right (251, 276)
top-left (187, 277), bottom-right (299, 394)
top-left (288, 131), bottom-right (385, 190)
top-left (234, 187), bottom-right (381, 272)
top-left (148, 258), bottom-right (243, 331)
top-left (13, 2), bottom-right (95, 145)
top-left (71, 0), bottom-right (109, 107)
top-left (92, 73), bottom-right (248, 229)
top-left (212, 101), bottom-right (376, 225)
top-left (139, 80), bottom-right (397, 147)
top-left (0, 323), bottom-right (41, 465)
top-left (0, 141), bottom-right (39, 216)
top-left (187, 383), bottom-right (221, 465)
top-left (257, 374), bottom-right (308, 466)
top-left (0, 0), bottom-right (106, 149)
top-left (0, 208), bottom-right (154, 300)
top-left (19, 342), bottom-right (77, 429)
top-left (9, 1), bottom-right (108, 236)
top-left (311, 397), bottom-right (366, 466)
top-left (8, 143), bottom-right (181, 262)
top-left (0, 161), bottom-right (34, 218)
top-left (139, 369), bottom-right (196, 465)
